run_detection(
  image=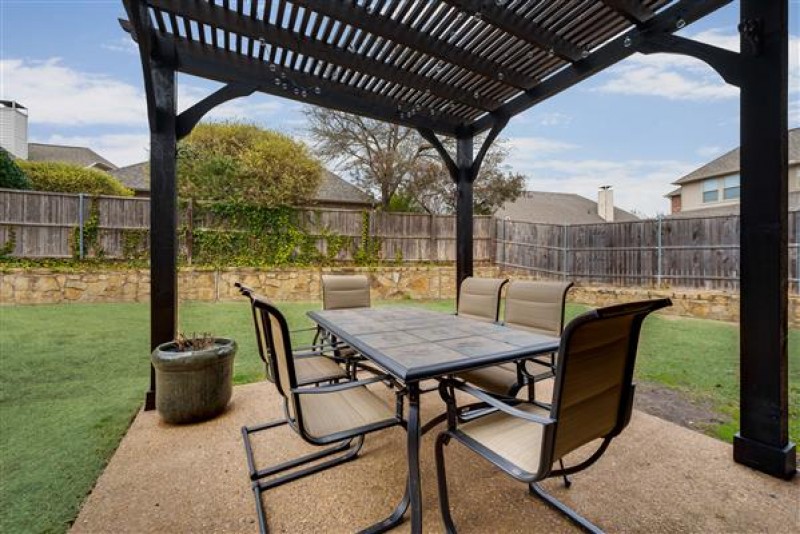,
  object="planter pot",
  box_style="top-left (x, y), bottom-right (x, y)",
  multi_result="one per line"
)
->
top-left (151, 338), bottom-right (237, 424)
